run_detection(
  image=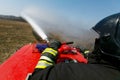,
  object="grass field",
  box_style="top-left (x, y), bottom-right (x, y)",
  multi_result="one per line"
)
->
top-left (0, 19), bottom-right (37, 64)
